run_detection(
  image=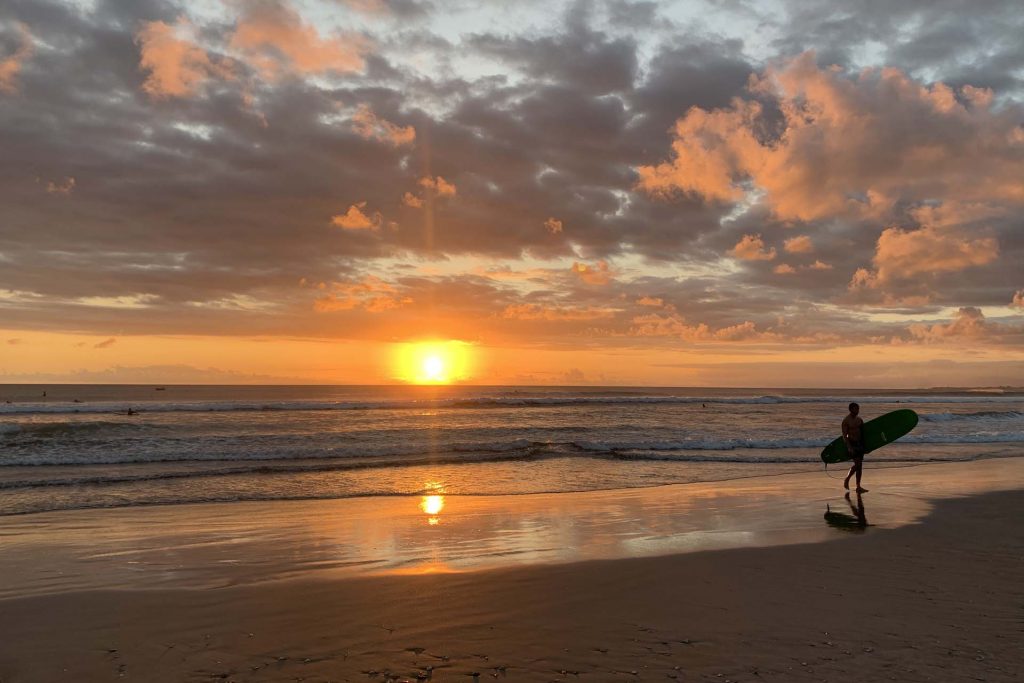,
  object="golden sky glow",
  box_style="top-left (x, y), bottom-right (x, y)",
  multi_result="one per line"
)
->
top-left (392, 341), bottom-right (474, 384)
top-left (1, 1), bottom-right (1023, 387)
